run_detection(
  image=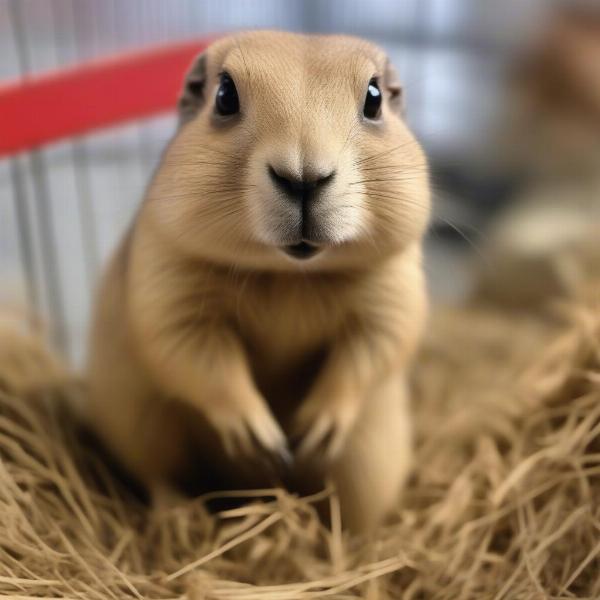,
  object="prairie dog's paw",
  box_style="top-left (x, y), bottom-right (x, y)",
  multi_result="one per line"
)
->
top-left (205, 395), bottom-right (292, 470)
top-left (292, 395), bottom-right (361, 463)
